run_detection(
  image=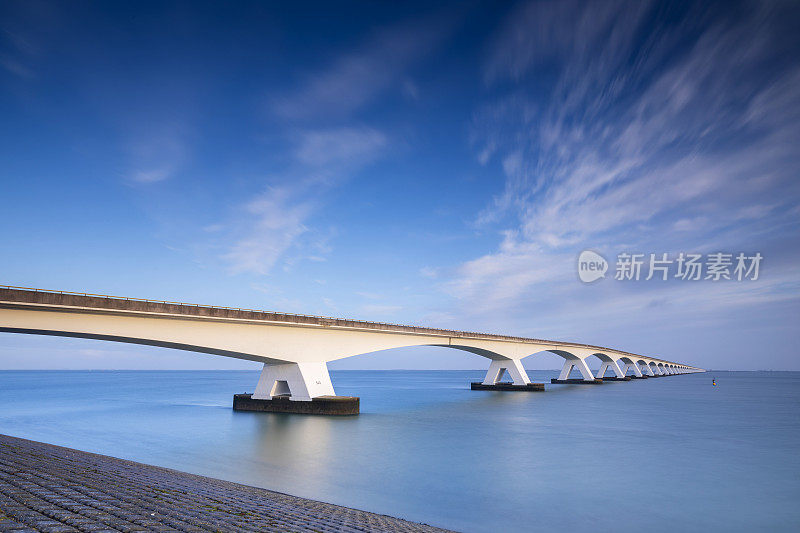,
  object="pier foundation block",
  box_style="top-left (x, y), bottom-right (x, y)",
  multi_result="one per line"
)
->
top-left (471, 382), bottom-right (545, 391)
top-left (233, 394), bottom-right (359, 415)
top-left (601, 376), bottom-right (632, 381)
top-left (551, 378), bottom-right (603, 384)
